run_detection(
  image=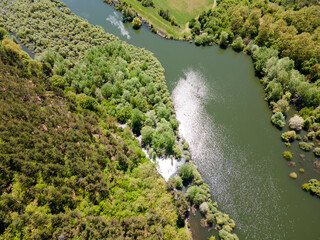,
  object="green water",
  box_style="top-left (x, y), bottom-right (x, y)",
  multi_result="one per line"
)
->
top-left (61, 1), bottom-right (320, 239)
